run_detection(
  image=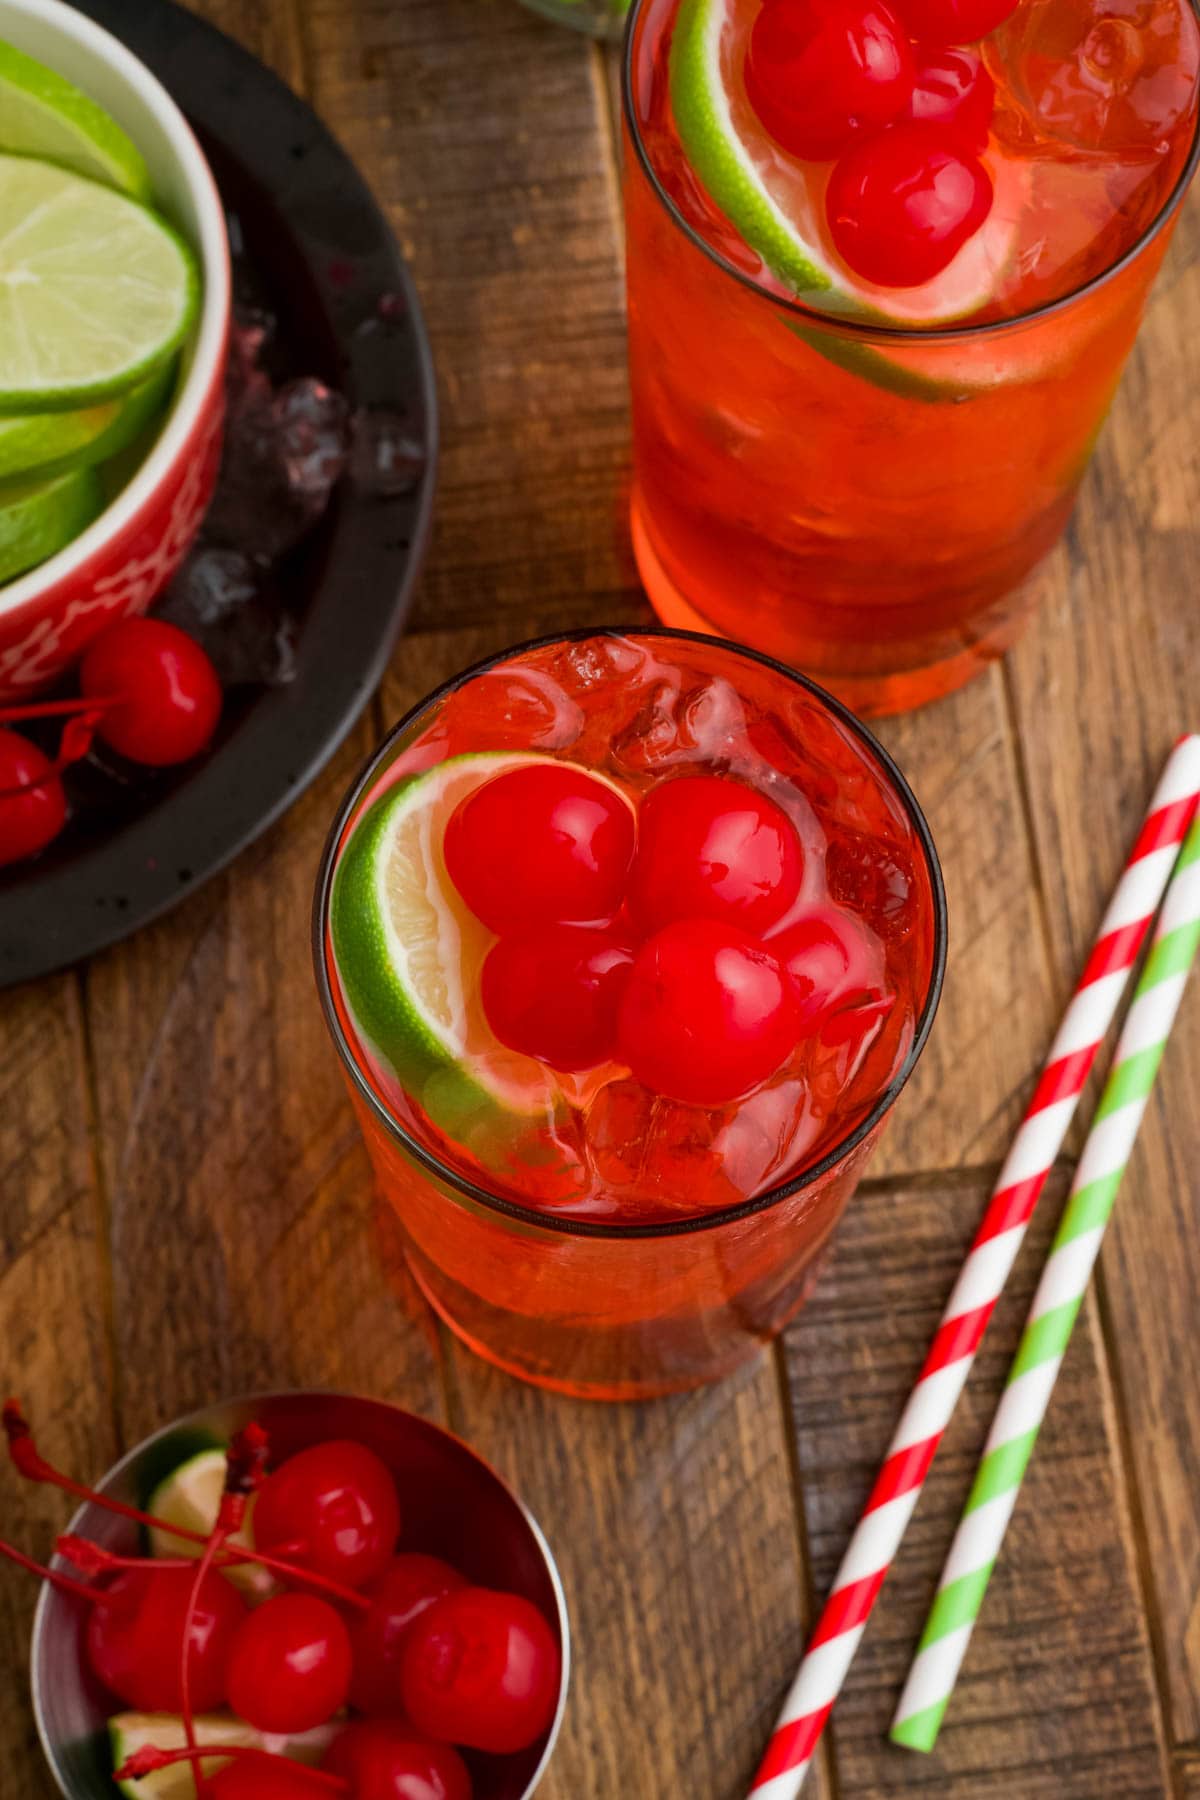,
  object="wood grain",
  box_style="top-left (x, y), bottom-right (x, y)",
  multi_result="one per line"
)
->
top-left (1007, 181), bottom-right (1200, 1746)
top-left (446, 1348), bottom-right (833, 1800)
top-left (302, 0), bottom-right (646, 642)
top-left (0, 979), bottom-right (113, 1800)
top-left (782, 1167), bottom-right (1172, 1797)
